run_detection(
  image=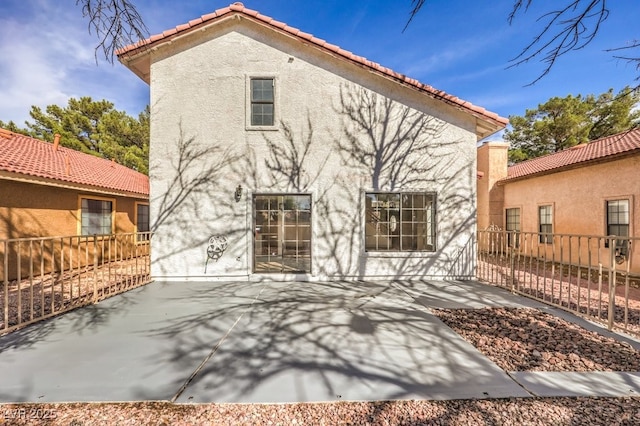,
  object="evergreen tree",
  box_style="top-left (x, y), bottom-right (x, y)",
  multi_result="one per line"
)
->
top-left (505, 87), bottom-right (640, 163)
top-left (2, 97), bottom-right (149, 174)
